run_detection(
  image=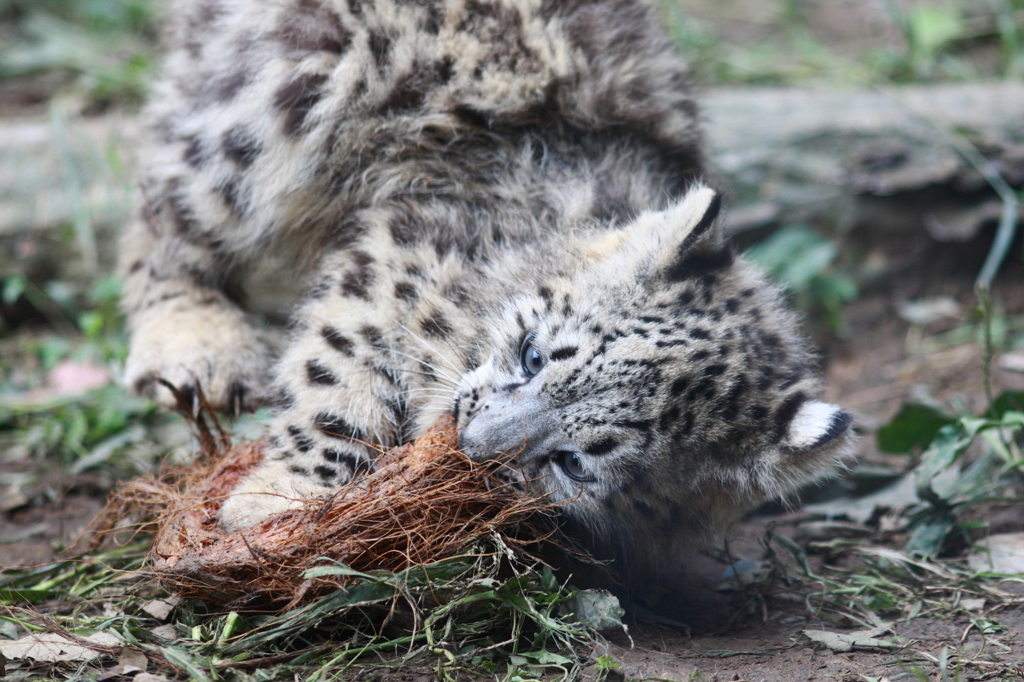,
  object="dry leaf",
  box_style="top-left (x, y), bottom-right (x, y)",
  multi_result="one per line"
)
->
top-left (968, 533), bottom-right (1024, 574)
top-left (0, 631), bottom-right (118, 662)
top-left (141, 597), bottom-right (179, 621)
top-left (804, 626), bottom-right (896, 652)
